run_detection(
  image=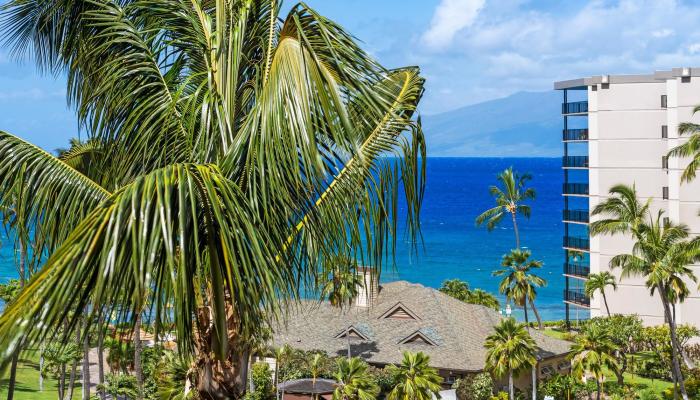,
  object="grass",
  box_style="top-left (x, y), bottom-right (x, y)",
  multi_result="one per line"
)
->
top-left (542, 327), bottom-right (569, 340)
top-left (0, 353), bottom-right (83, 400)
